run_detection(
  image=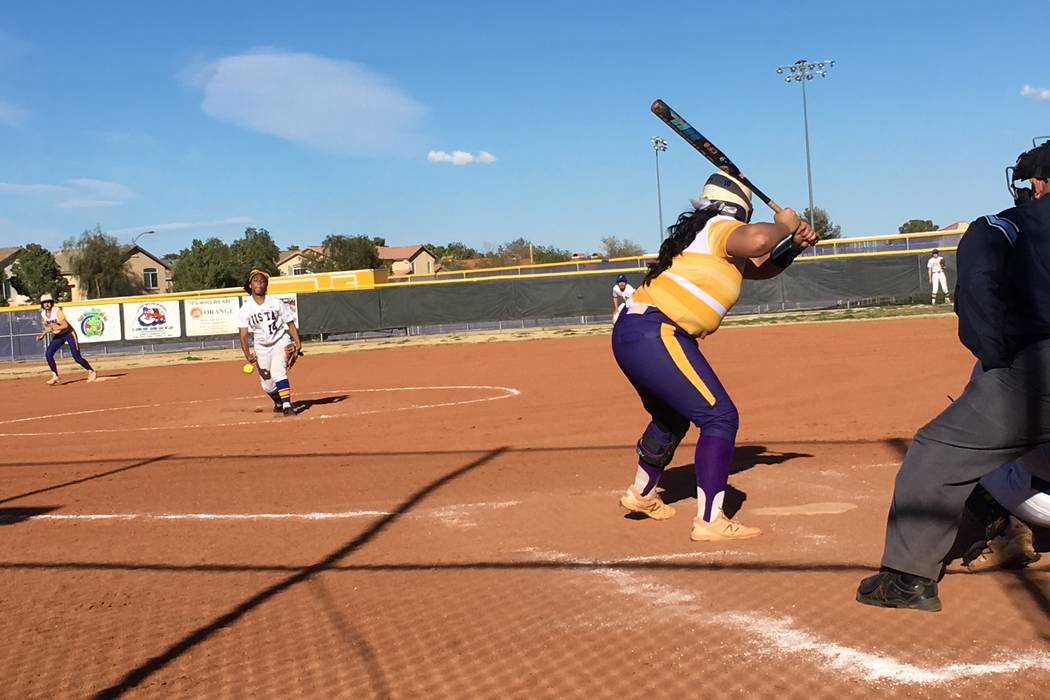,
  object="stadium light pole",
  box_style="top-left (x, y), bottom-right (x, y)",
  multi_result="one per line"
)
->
top-left (131, 229), bottom-right (155, 246)
top-left (776, 58), bottom-right (834, 230)
top-left (651, 136), bottom-right (668, 246)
